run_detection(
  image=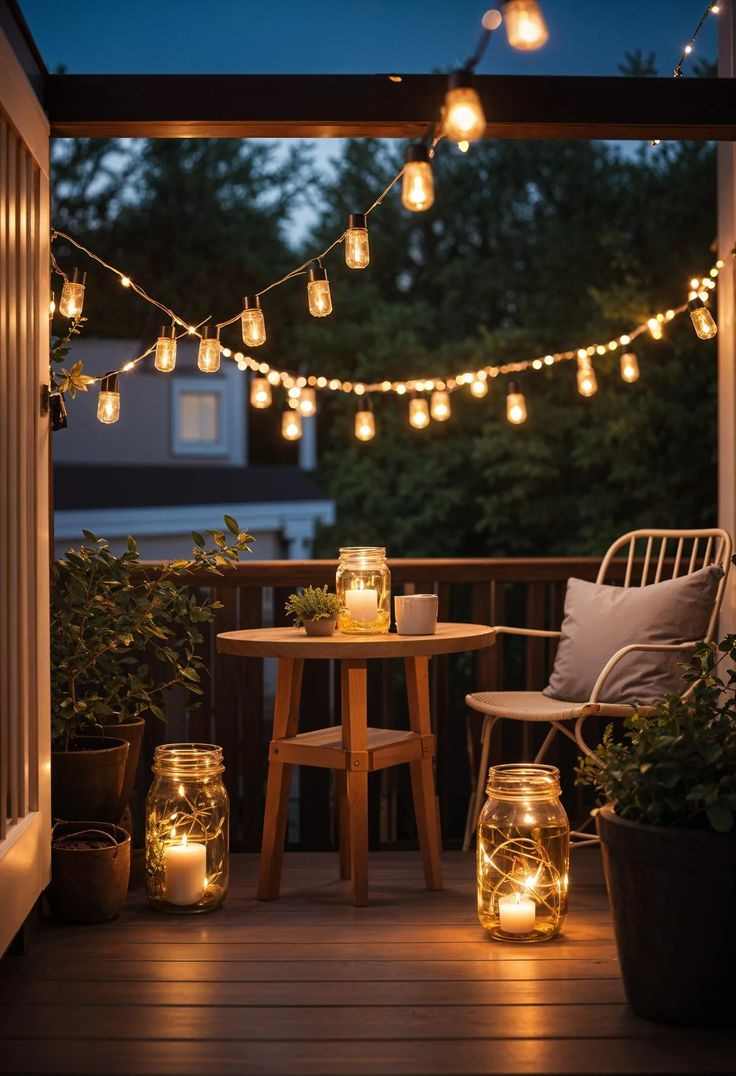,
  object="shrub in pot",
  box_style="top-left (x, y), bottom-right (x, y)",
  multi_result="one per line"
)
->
top-left (285, 586), bottom-right (340, 636)
top-left (52, 516), bottom-right (252, 823)
top-left (577, 635), bottom-right (736, 1026)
